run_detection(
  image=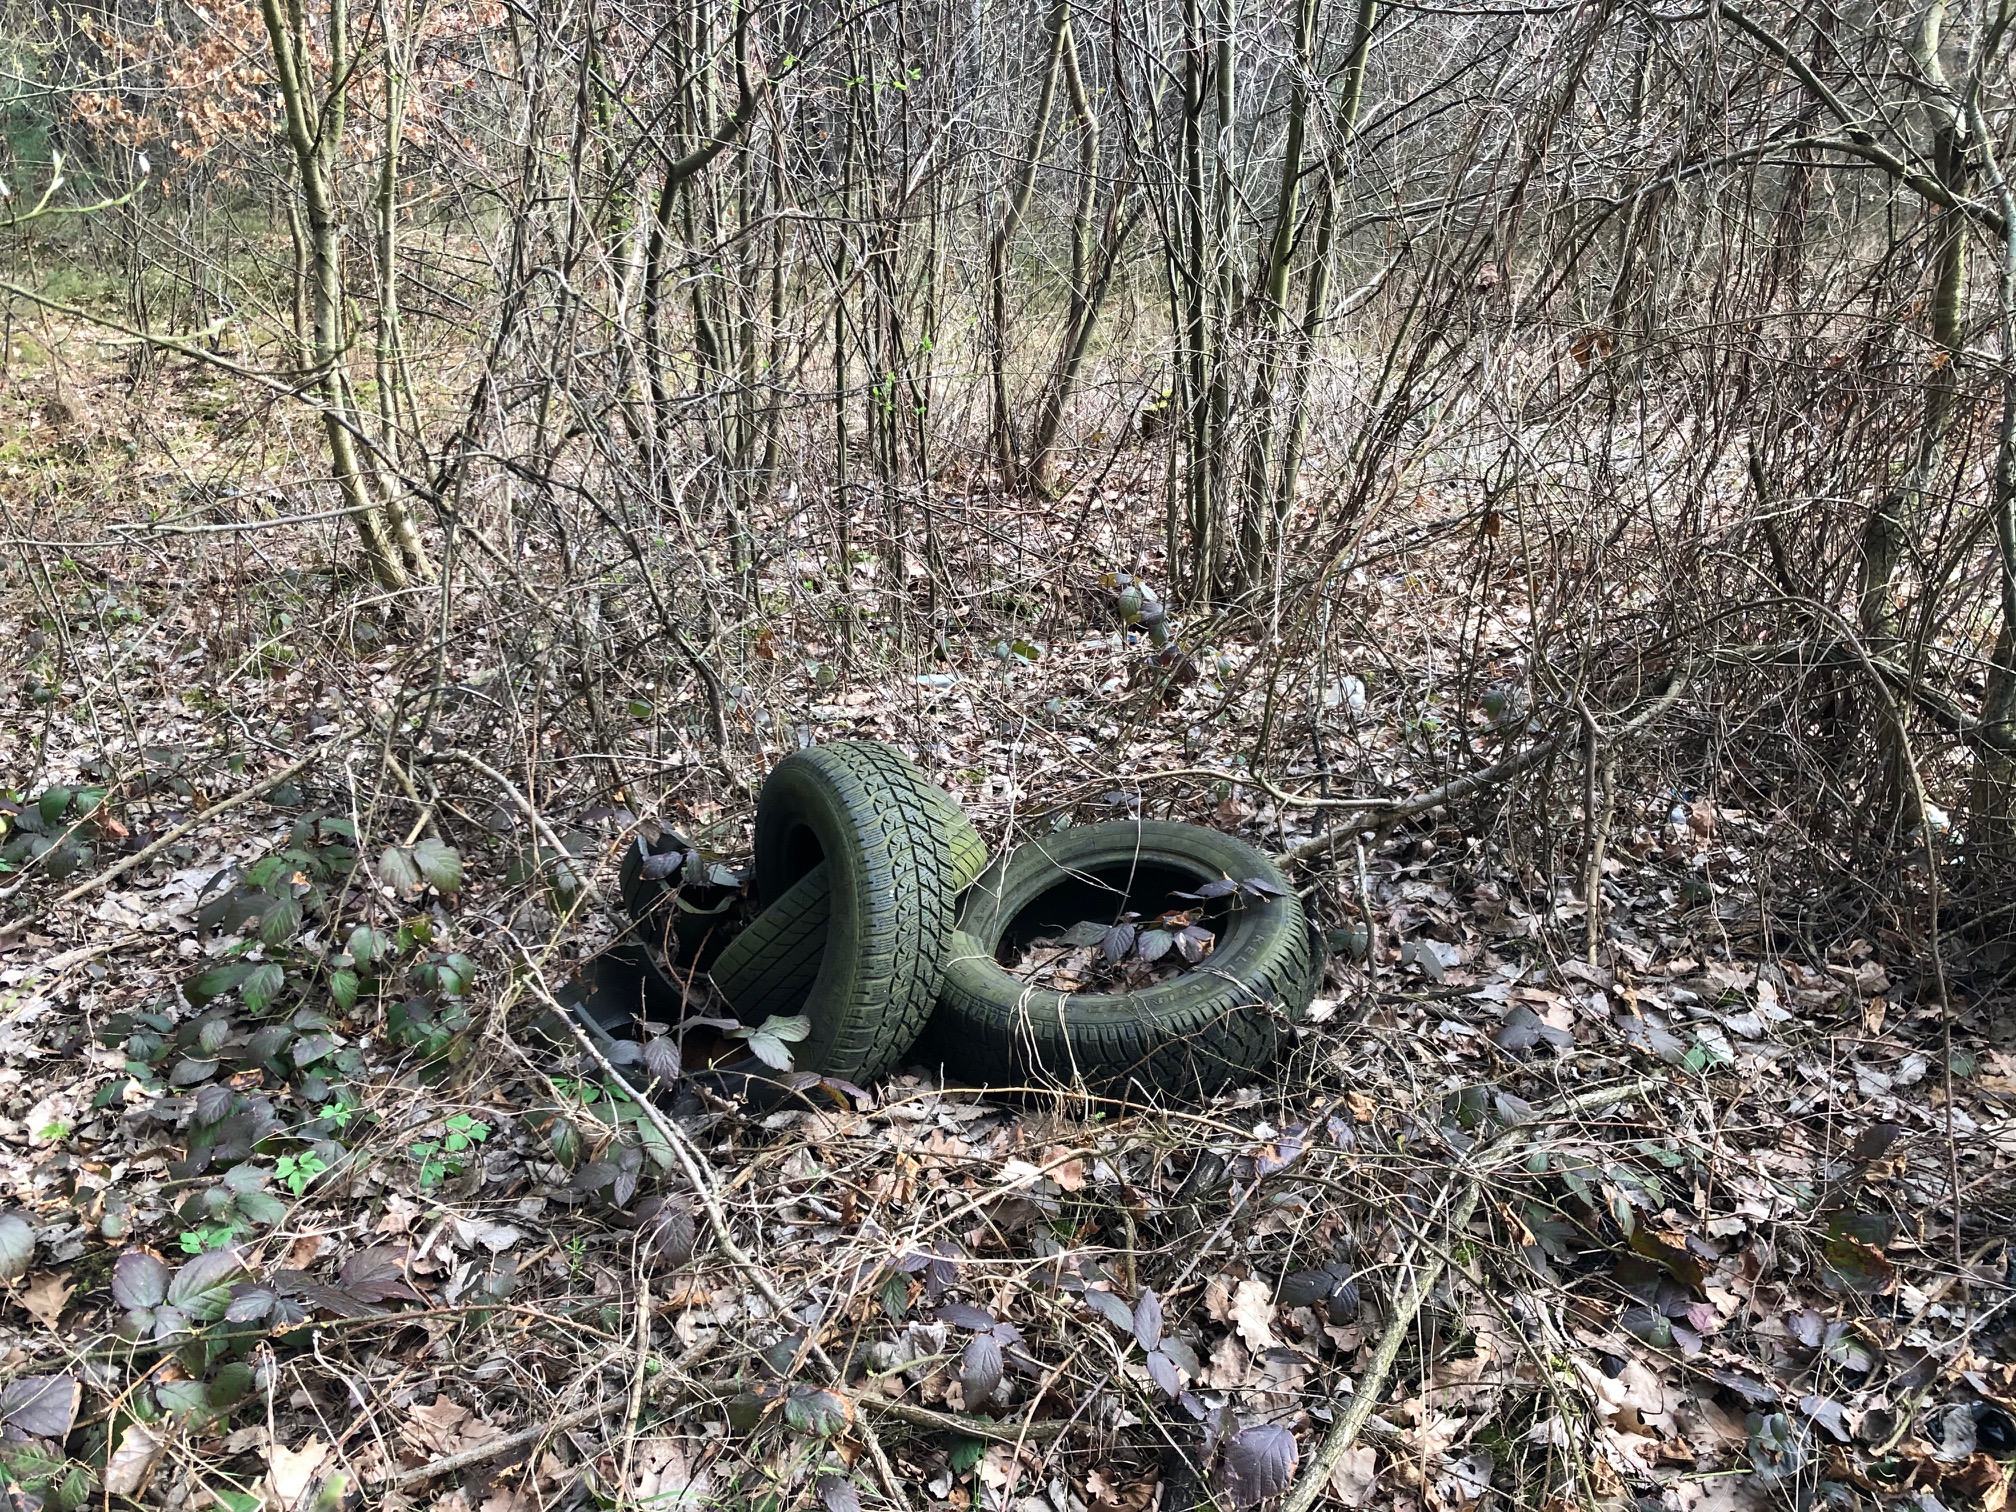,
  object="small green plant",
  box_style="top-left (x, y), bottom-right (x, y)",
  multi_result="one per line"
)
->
top-left (0, 784), bottom-right (111, 881)
top-left (684, 1013), bottom-right (811, 1071)
top-left (174, 1162), bottom-right (289, 1251)
top-left (410, 1113), bottom-right (491, 1188)
top-left (313, 1090), bottom-right (362, 1134)
top-left (179, 1221), bottom-right (244, 1255)
top-left (275, 1151), bottom-right (330, 1196)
